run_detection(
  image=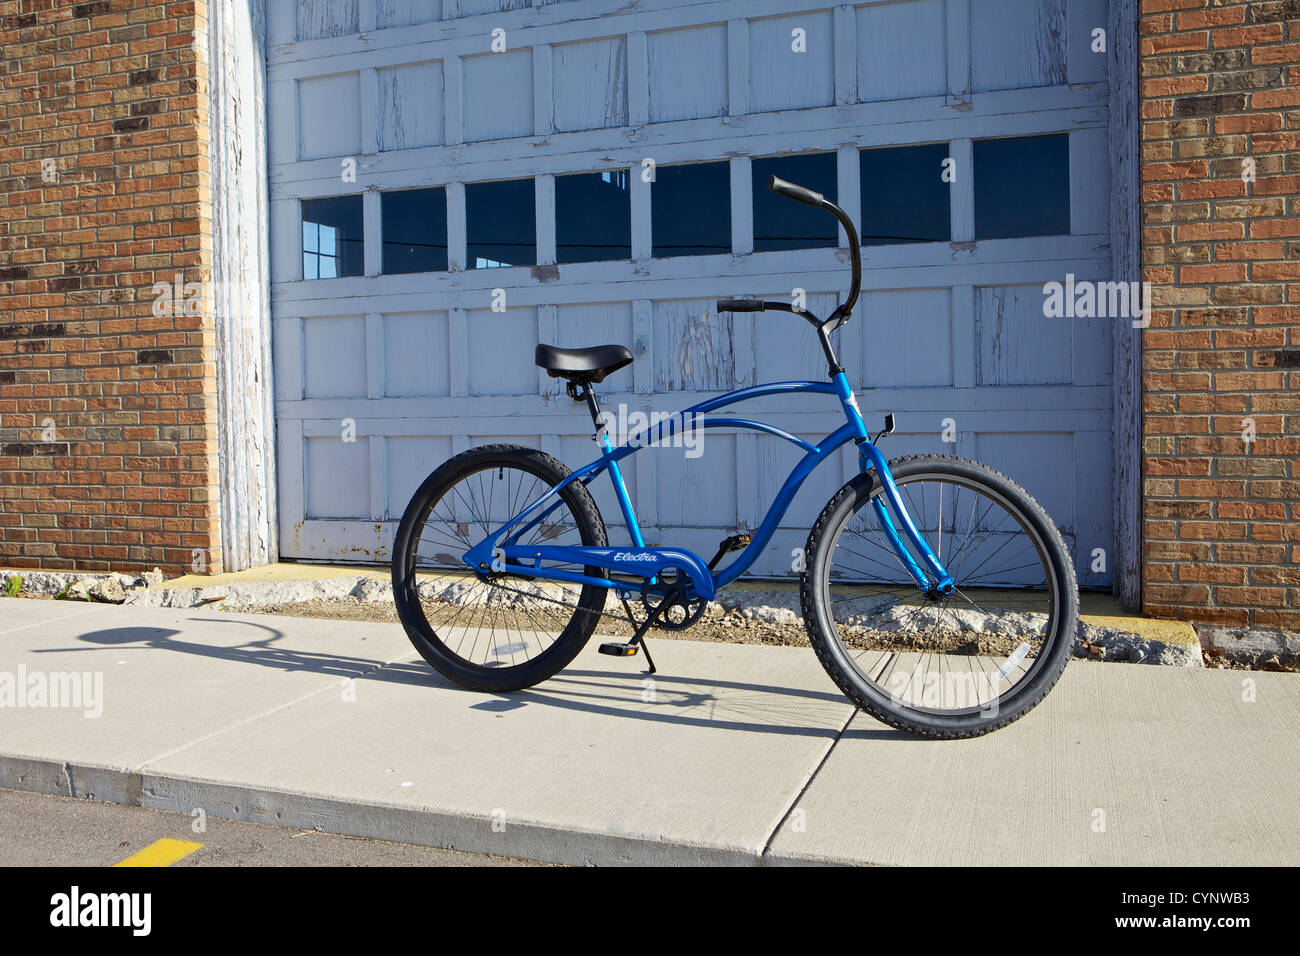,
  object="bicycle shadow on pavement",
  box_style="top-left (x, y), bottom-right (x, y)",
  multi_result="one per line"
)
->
top-left (41, 618), bottom-right (905, 740)
top-left (34, 618), bottom-right (435, 687)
